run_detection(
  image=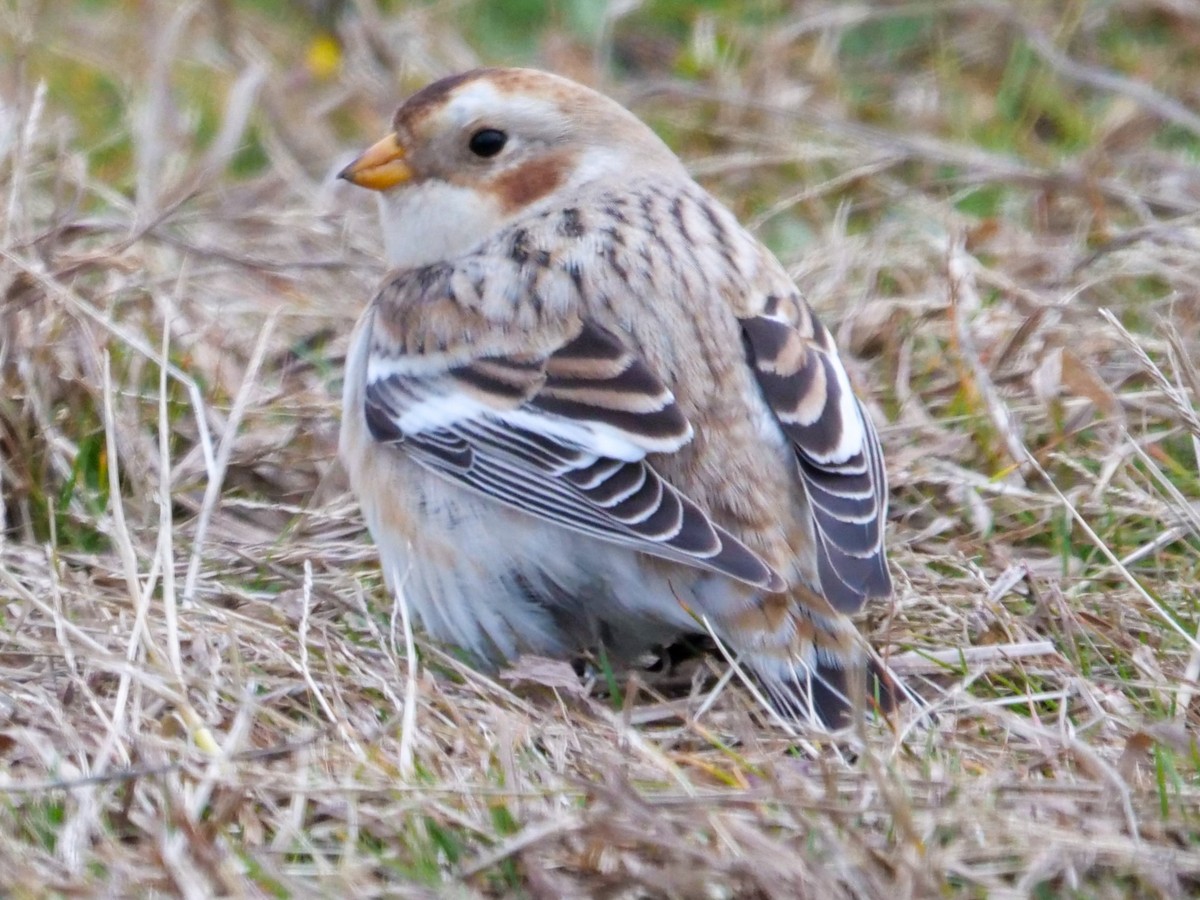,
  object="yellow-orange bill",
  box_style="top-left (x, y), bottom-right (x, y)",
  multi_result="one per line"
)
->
top-left (339, 133), bottom-right (412, 191)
